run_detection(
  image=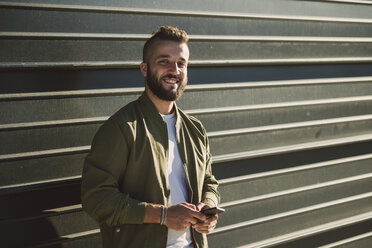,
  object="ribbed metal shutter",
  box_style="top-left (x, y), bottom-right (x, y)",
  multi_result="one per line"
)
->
top-left (1, 0), bottom-right (372, 247)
